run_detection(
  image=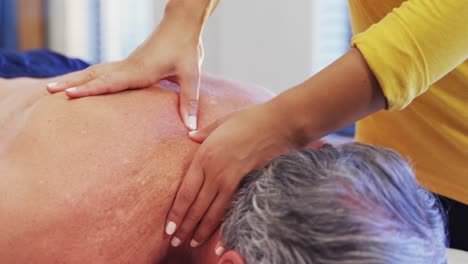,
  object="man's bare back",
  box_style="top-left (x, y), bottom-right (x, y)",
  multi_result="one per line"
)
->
top-left (0, 76), bottom-right (274, 263)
